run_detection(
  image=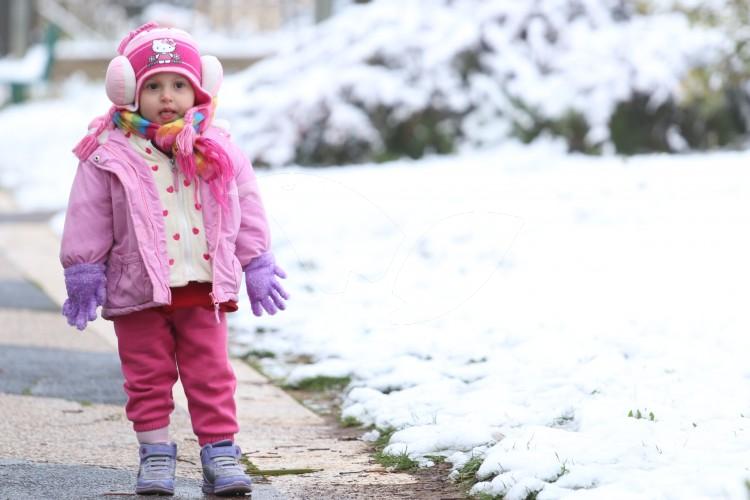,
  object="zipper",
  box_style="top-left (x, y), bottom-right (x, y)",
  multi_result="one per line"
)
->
top-left (99, 143), bottom-right (171, 305)
top-left (210, 195), bottom-right (223, 324)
